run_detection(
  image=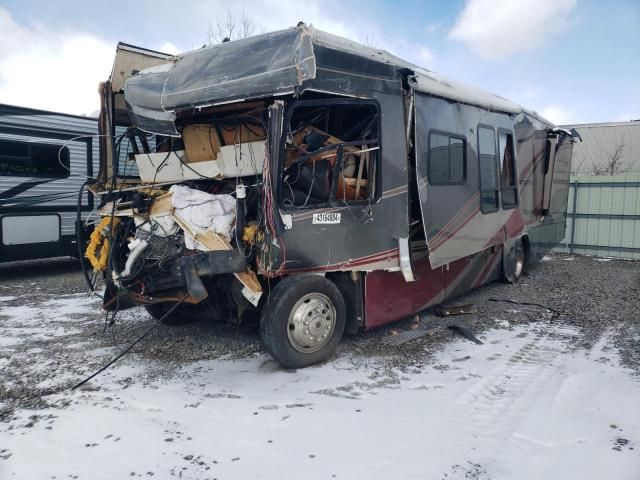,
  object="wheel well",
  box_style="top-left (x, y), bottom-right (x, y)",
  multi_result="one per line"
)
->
top-left (325, 272), bottom-right (365, 335)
